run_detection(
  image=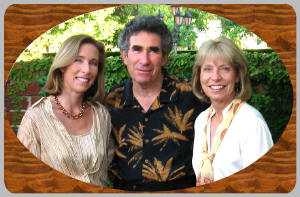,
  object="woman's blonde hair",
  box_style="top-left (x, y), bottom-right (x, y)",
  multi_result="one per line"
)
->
top-left (192, 37), bottom-right (252, 103)
top-left (44, 34), bottom-right (106, 102)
